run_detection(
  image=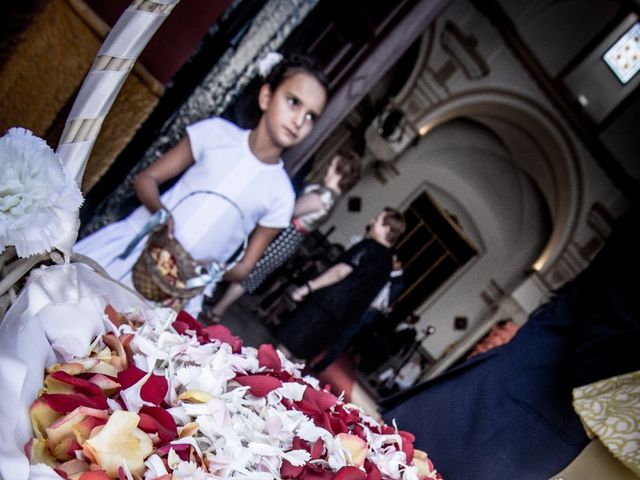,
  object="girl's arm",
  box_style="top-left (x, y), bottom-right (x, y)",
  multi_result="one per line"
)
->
top-left (292, 192), bottom-right (324, 218)
top-left (133, 136), bottom-right (195, 215)
top-left (223, 225), bottom-right (281, 282)
top-left (291, 262), bottom-right (353, 301)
